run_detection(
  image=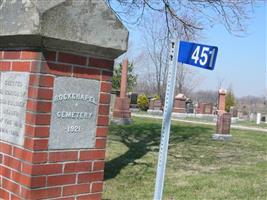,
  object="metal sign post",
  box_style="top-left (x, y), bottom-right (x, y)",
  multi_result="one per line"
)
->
top-left (153, 39), bottom-right (179, 200)
top-left (153, 40), bottom-right (218, 200)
